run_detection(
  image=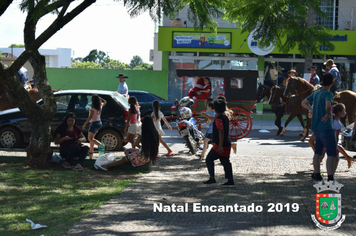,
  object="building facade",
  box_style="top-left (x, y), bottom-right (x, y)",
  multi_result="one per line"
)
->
top-left (0, 47), bottom-right (72, 68)
top-left (155, 1), bottom-right (356, 100)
